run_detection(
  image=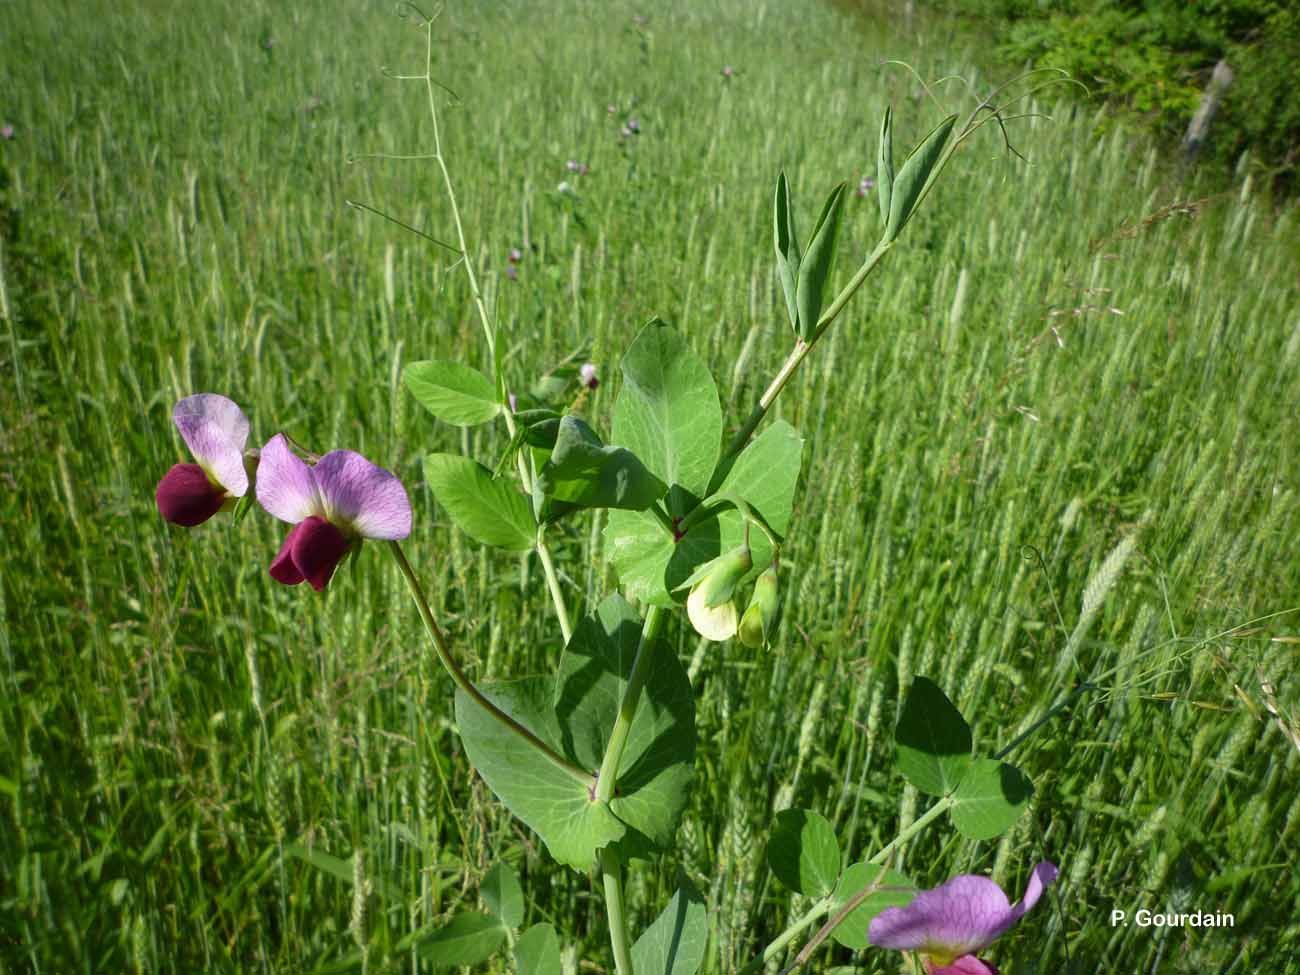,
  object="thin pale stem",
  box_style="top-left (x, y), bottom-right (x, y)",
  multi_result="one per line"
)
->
top-left (389, 542), bottom-right (592, 787)
top-left (600, 847), bottom-right (635, 975)
top-left (536, 531), bottom-right (573, 645)
top-left (594, 606), bottom-right (666, 802)
top-left (421, 20), bottom-right (578, 641)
